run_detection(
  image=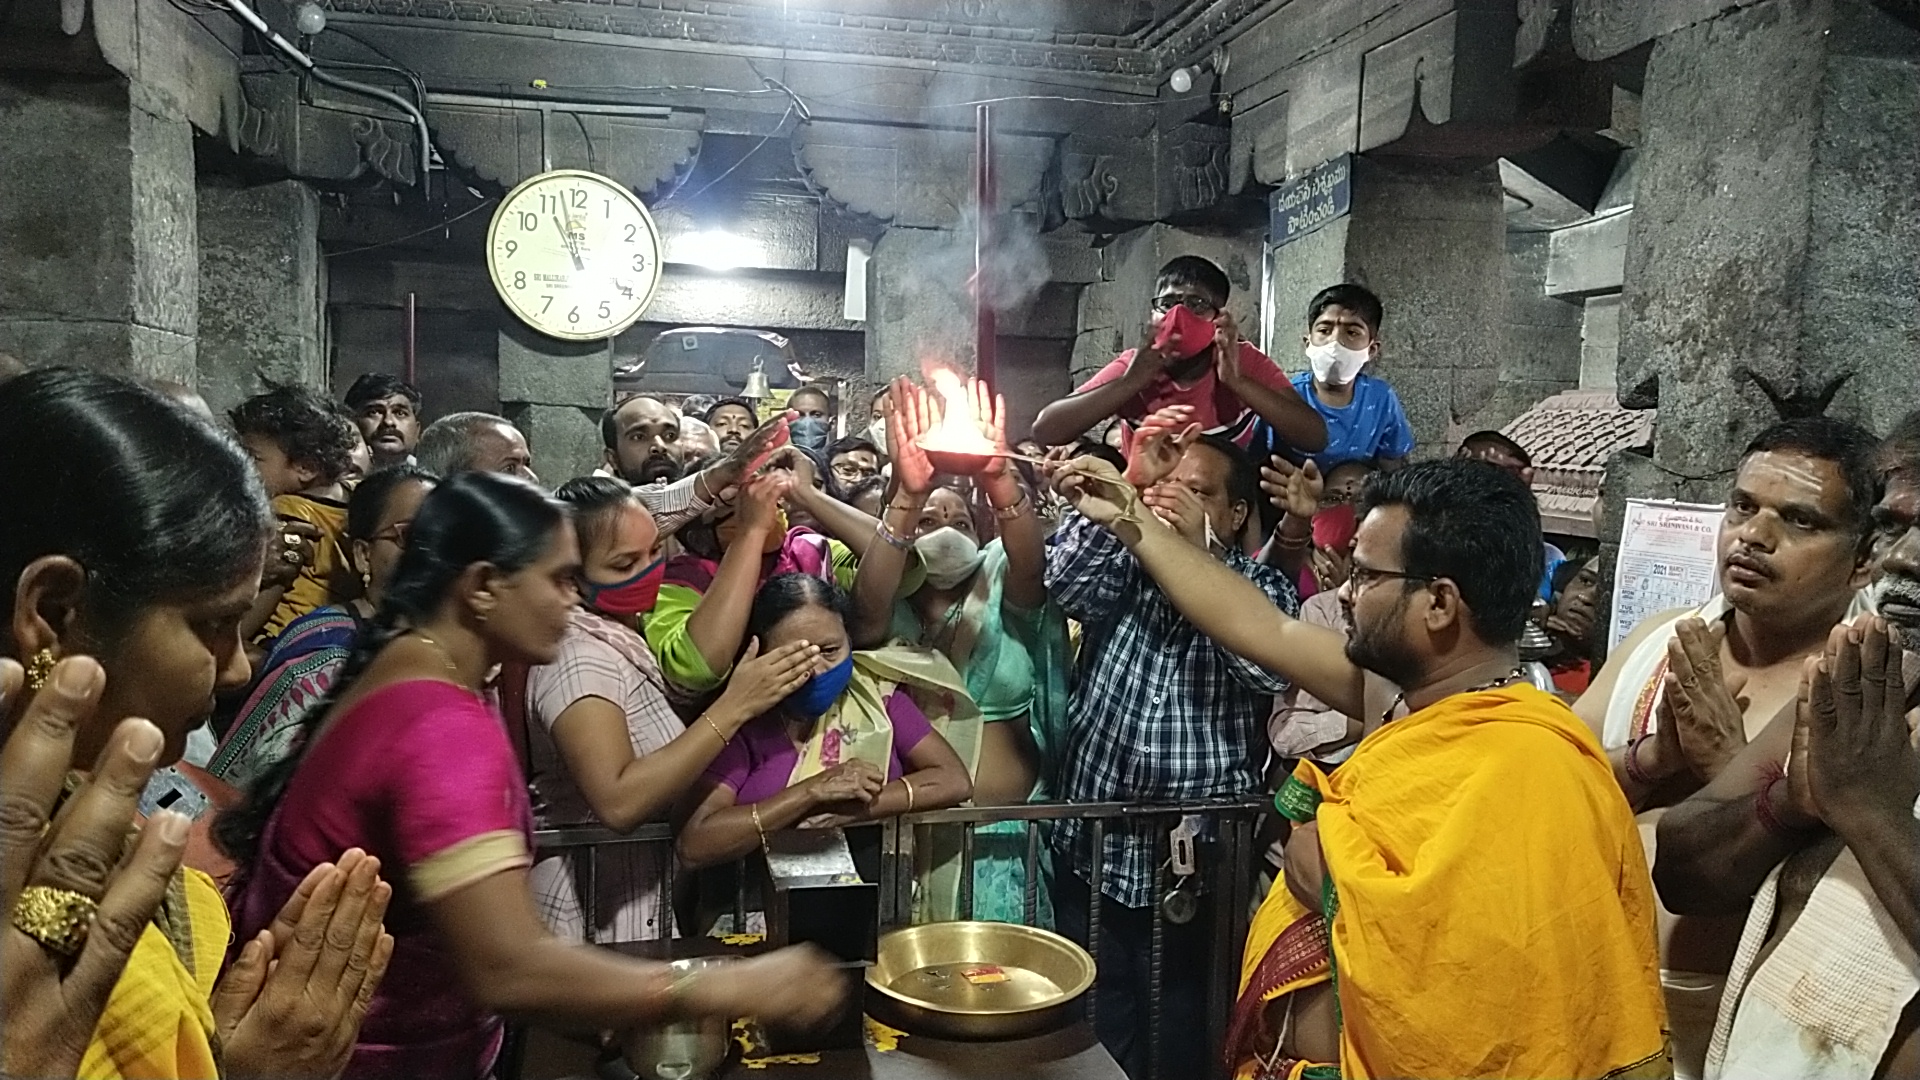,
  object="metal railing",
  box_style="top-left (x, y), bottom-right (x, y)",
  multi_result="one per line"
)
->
top-left (527, 795), bottom-right (1272, 1080)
